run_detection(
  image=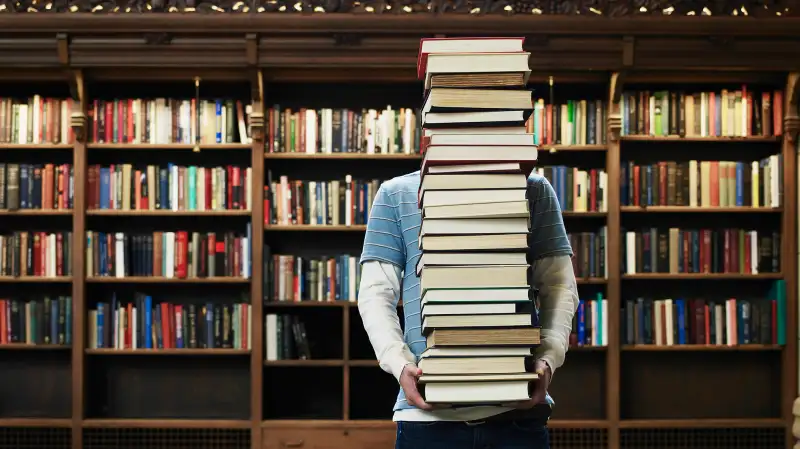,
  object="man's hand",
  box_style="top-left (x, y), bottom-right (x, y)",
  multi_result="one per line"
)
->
top-left (399, 365), bottom-right (434, 411)
top-left (505, 359), bottom-right (552, 409)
